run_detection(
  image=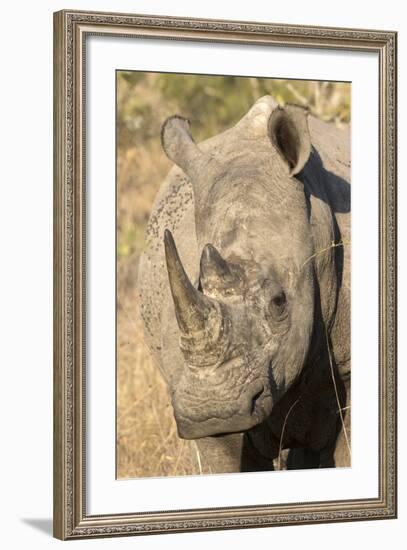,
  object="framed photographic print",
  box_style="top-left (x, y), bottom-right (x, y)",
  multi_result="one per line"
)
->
top-left (53, 9), bottom-right (397, 540)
